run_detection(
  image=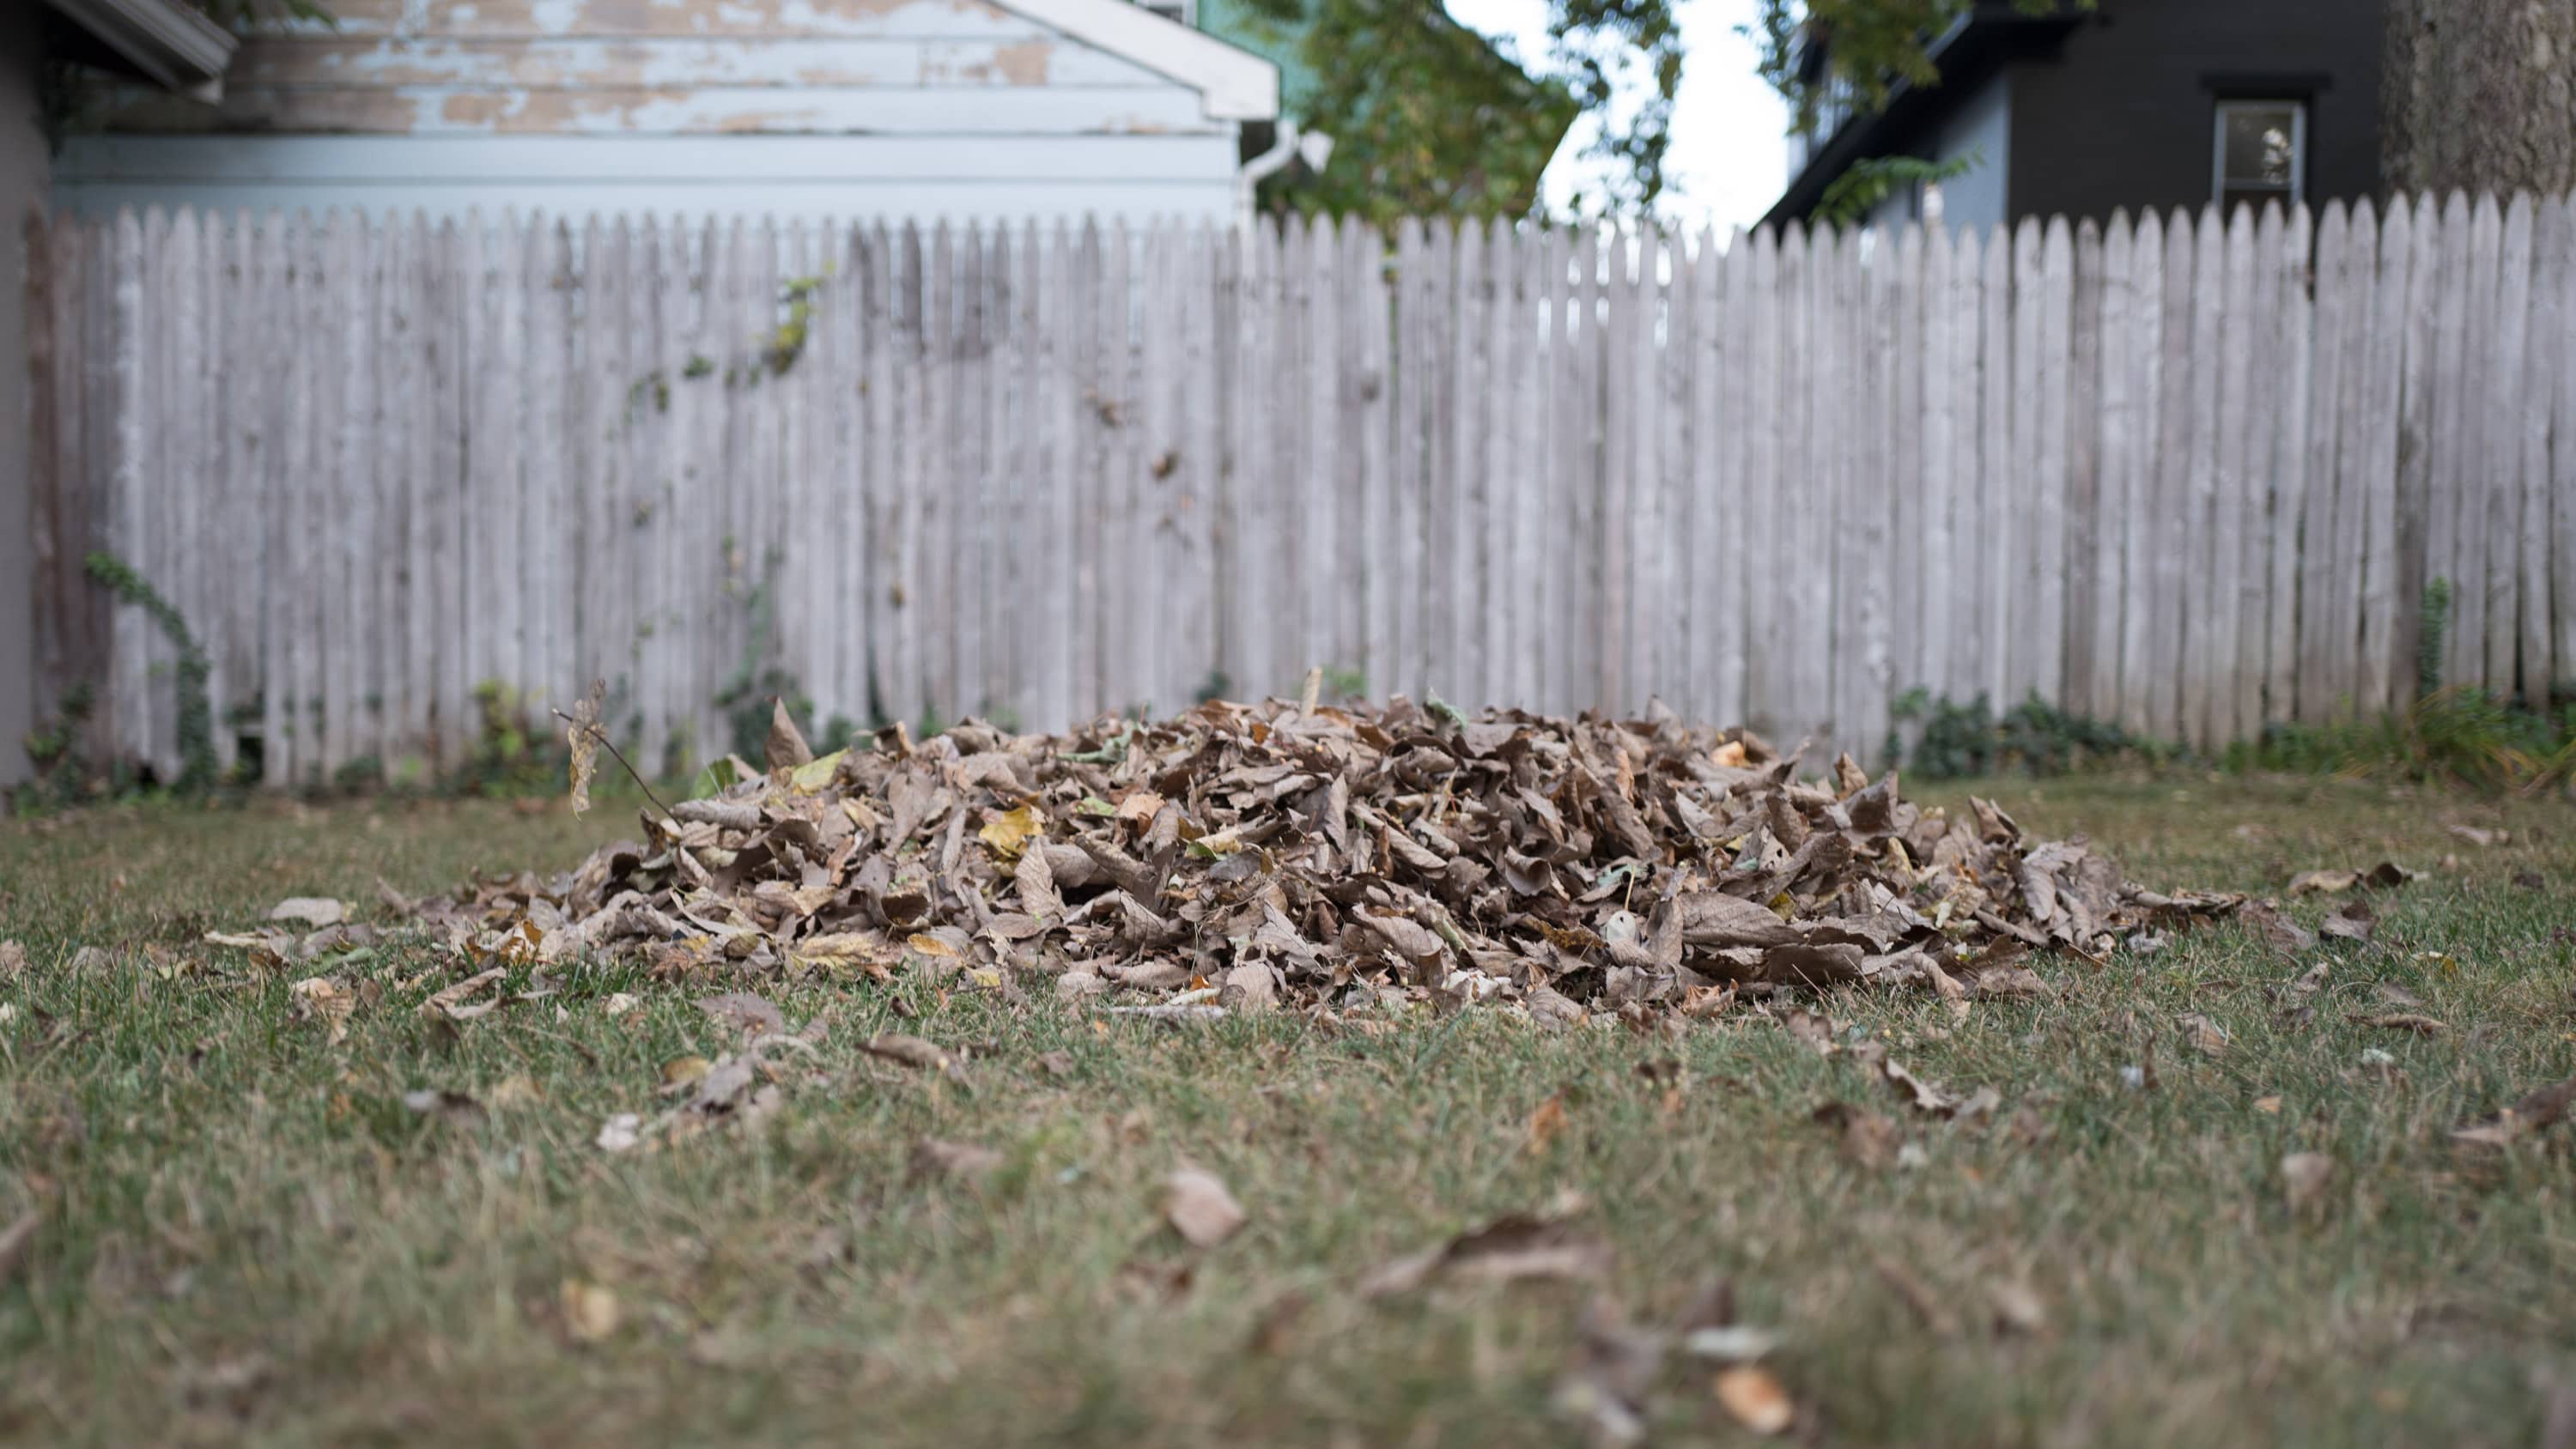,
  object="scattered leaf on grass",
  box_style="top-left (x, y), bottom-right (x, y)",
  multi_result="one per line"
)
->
top-left (421, 967), bottom-right (507, 1022)
top-left (2177, 1013), bottom-right (2231, 1057)
top-left (2446, 825), bottom-right (2506, 848)
top-left (864, 1034), bottom-right (957, 1074)
top-left (1988, 1279), bottom-right (2048, 1336)
top-left (1361, 1211), bottom-right (1613, 1297)
top-left (2287, 870), bottom-right (2357, 897)
top-left (2451, 1071), bottom-right (2576, 1148)
top-left (1526, 1094), bottom-right (1571, 1155)
top-left (288, 977), bottom-right (355, 1044)
top-left (1812, 1102), bottom-right (1902, 1167)
top-left (1713, 1365), bottom-right (1795, 1436)
top-left (911, 1137), bottom-right (1004, 1181)
top-left (2244, 903), bottom-right (2318, 955)
top-left (560, 1279), bottom-right (620, 1343)
top-left (2281, 1152), bottom-right (2334, 1213)
top-left (0, 1209), bottom-right (38, 1285)
top-left (660, 1056), bottom-right (711, 1088)
top-left (1164, 1165), bottom-right (1246, 1247)
top-left (2349, 1012), bottom-right (2447, 1035)
top-left (1874, 1257), bottom-right (1960, 1338)
top-left (695, 991), bottom-right (785, 1037)
top-left (269, 897), bottom-right (346, 927)
top-left (402, 1088), bottom-right (486, 1125)
top-left (0, 941), bottom-right (23, 978)
top-left (2254, 1094), bottom-right (2283, 1115)
top-left (2320, 900), bottom-right (2377, 943)
top-left (596, 1113), bottom-right (644, 1153)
